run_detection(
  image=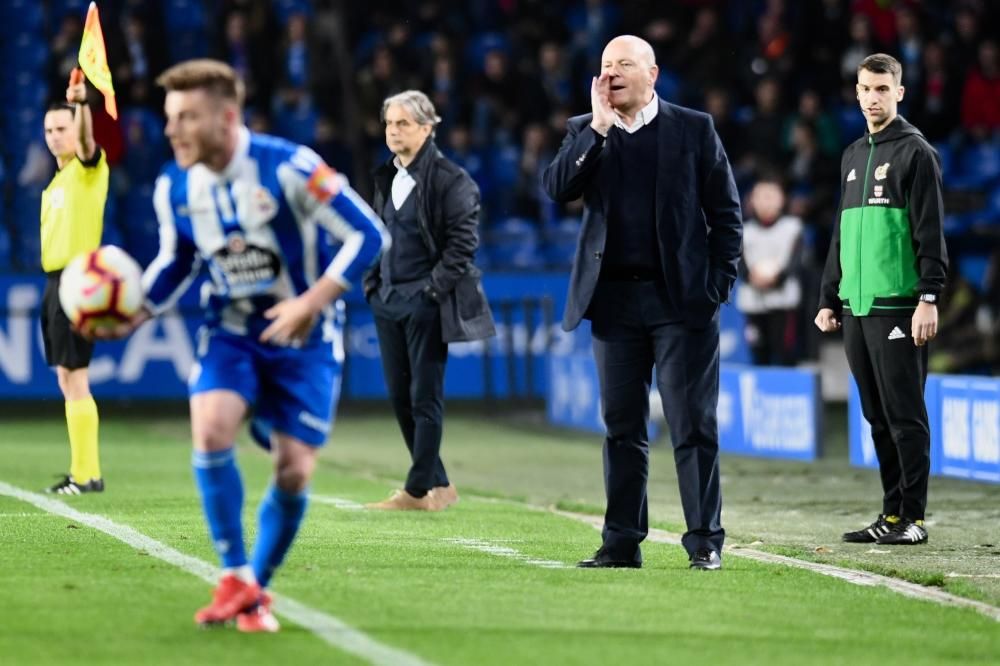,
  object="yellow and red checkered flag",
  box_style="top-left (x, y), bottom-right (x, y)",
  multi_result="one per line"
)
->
top-left (77, 2), bottom-right (117, 119)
